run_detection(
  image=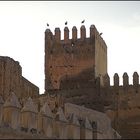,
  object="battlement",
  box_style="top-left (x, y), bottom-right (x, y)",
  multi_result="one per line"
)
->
top-left (102, 71), bottom-right (140, 88)
top-left (45, 25), bottom-right (107, 48)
